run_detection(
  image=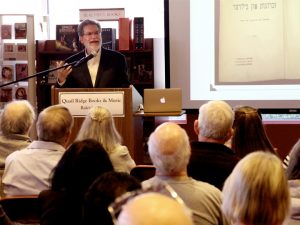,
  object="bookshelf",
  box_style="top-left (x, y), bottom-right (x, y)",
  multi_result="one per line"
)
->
top-left (35, 40), bottom-right (74, 112)
top-left (35, 38), bottom-right (154, 112)
top-left (118, 38), bottom-right (154, 96)
top-left (0, 14), bottom-right (35, 109)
